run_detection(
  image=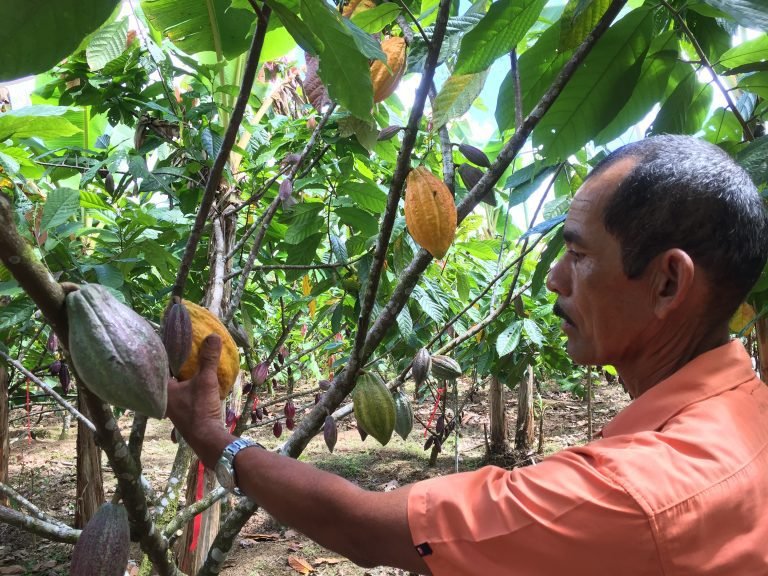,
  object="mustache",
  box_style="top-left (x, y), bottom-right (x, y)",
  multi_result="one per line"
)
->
top-left (553, 302), bottom-right (574, 325)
